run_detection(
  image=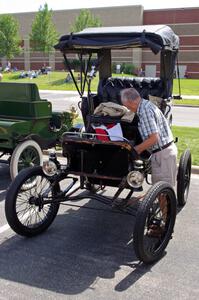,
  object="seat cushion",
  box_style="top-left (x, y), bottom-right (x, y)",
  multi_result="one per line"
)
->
top-left (0, 82), bottom-right (41, 102)
top-left (97, 76), bottom-right (164, 103)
